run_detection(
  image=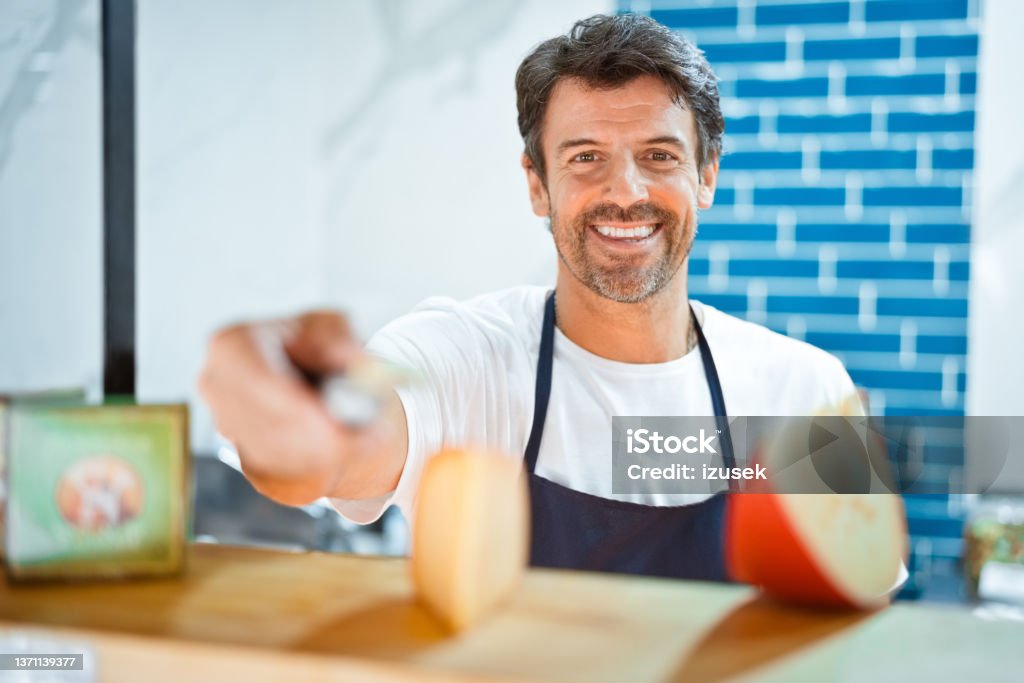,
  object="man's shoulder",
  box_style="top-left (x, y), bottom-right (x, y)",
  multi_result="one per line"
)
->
top-left (406, 285), bottom-right (546, 334)
top-left (696, 300), bottom-right (852, 385)
top-left (696, 302), bottom-right (860, 413)
top-left (369, 286), bottom-right (546, 355)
